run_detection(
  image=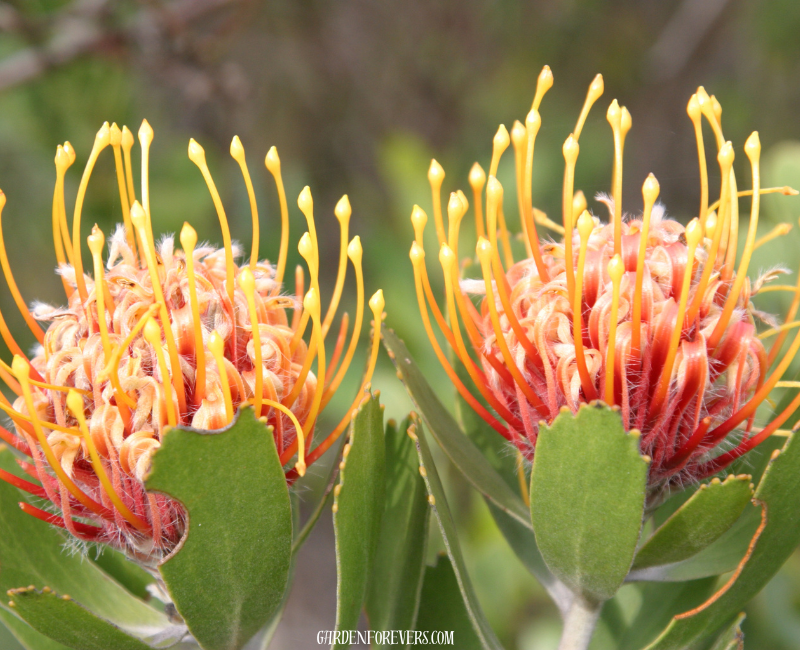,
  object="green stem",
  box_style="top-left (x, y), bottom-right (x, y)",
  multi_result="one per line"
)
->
top-left (558, 594), bottom-right (602, 650)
